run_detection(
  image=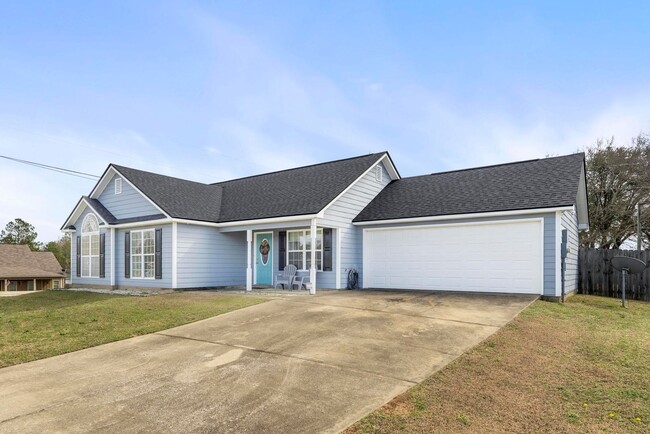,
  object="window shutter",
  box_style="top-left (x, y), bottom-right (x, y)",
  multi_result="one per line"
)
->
top-left (99, 233), bottom-right (106, 278)
top-left (155, 228), bottom-right (162, 279)
top-left (76, 236), bottom-right (81, 277)
top-left (124, 232), bottom-right (130, 278)
top-left (323, 228), bottom-right (333, 271)
top-left (278, 231), bottom-right (286, 270)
